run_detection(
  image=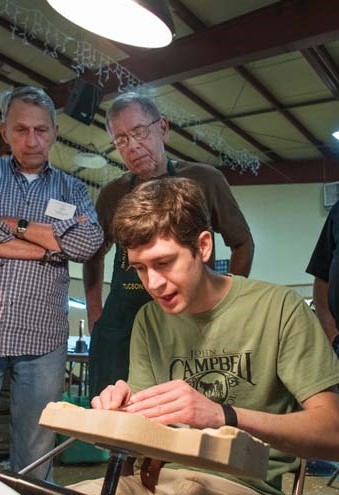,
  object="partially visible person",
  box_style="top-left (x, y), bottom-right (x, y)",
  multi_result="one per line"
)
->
top-left (84, 91), bottom-right (255, 398)
top-left (306, 200), bottom-right (339, 357)
top-left (0, 86), bottom-right (103, 480)
top-left (71, 177), bottom-right (339, 495)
